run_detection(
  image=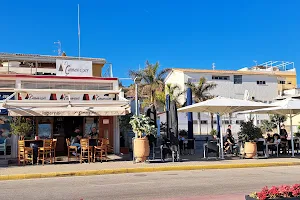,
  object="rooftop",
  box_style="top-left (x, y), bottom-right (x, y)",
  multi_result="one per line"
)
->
top-left (172, 68), bottom-right (296, 76)
top-left (0, 52), bottom-right (106, 64)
